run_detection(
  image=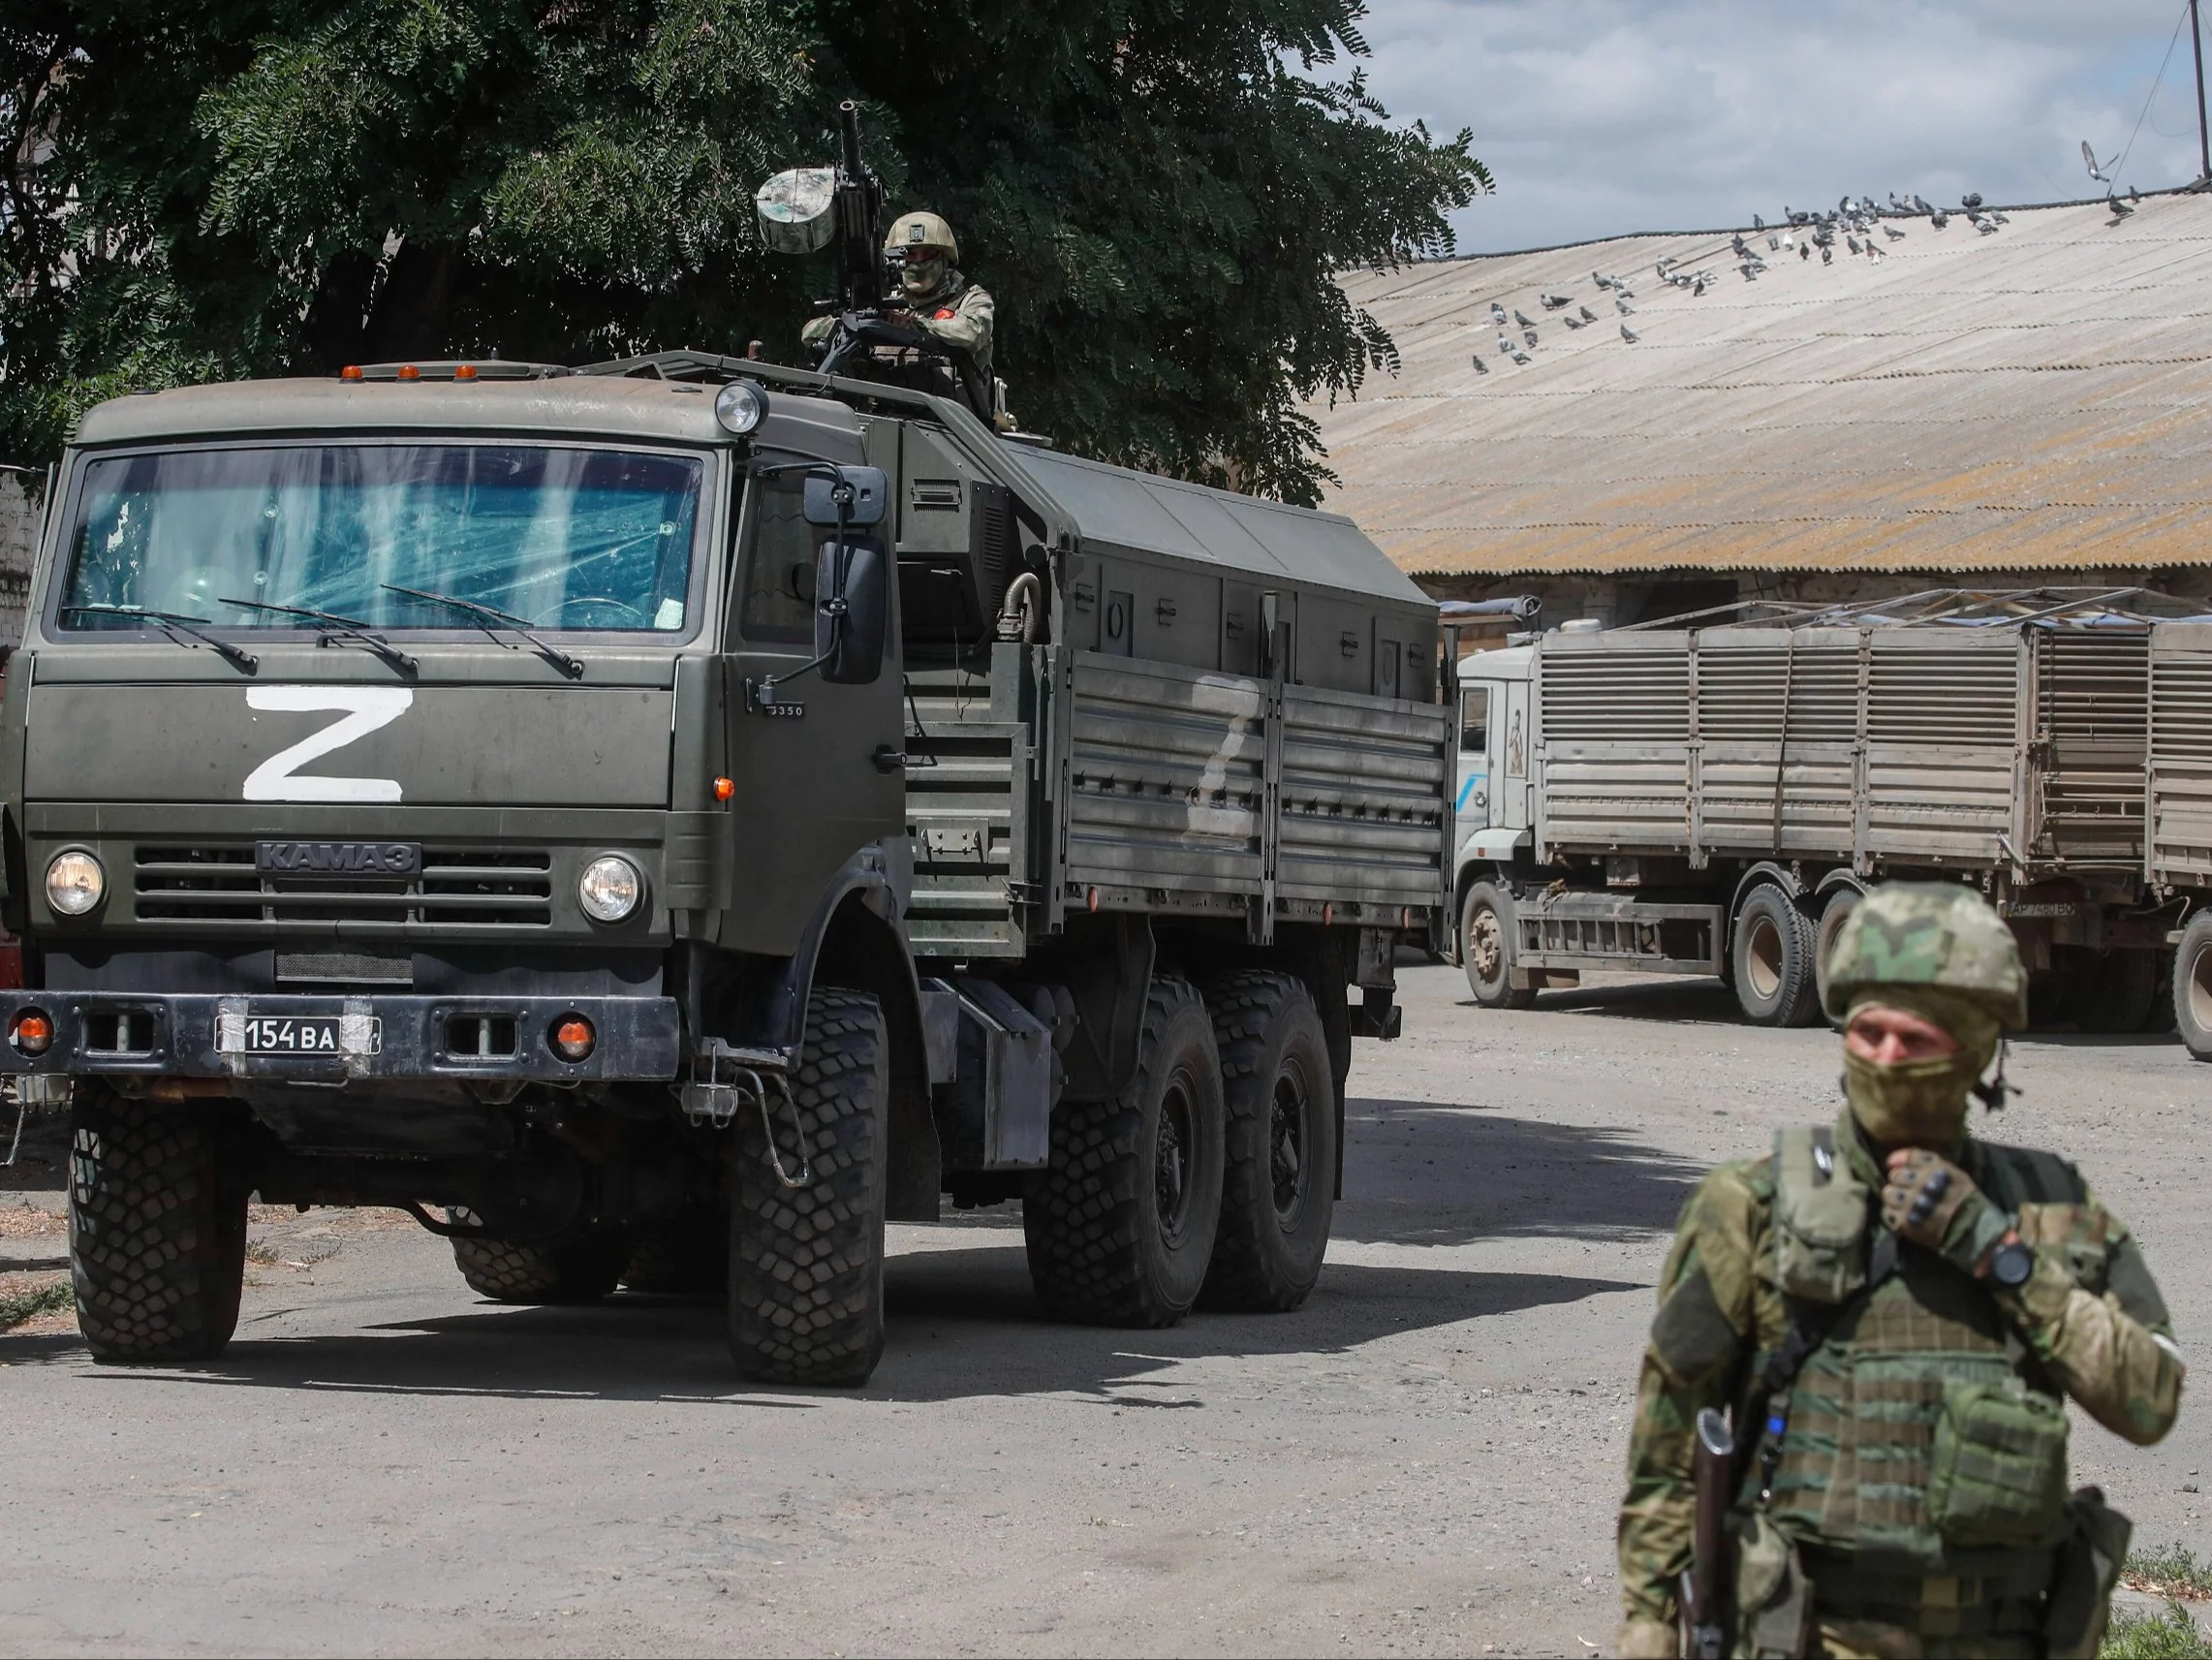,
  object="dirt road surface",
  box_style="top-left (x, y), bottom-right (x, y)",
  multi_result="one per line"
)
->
top-left (2, 966), bottom-right (2203, 1656)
